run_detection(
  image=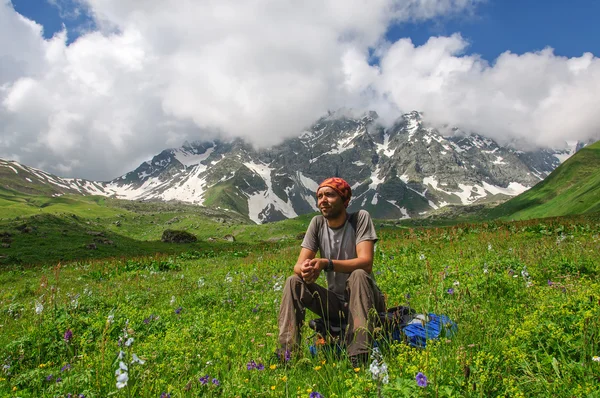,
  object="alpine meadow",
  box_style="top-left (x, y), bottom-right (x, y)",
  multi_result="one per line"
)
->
top-left (1, 142), bottom-right (599, 397)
